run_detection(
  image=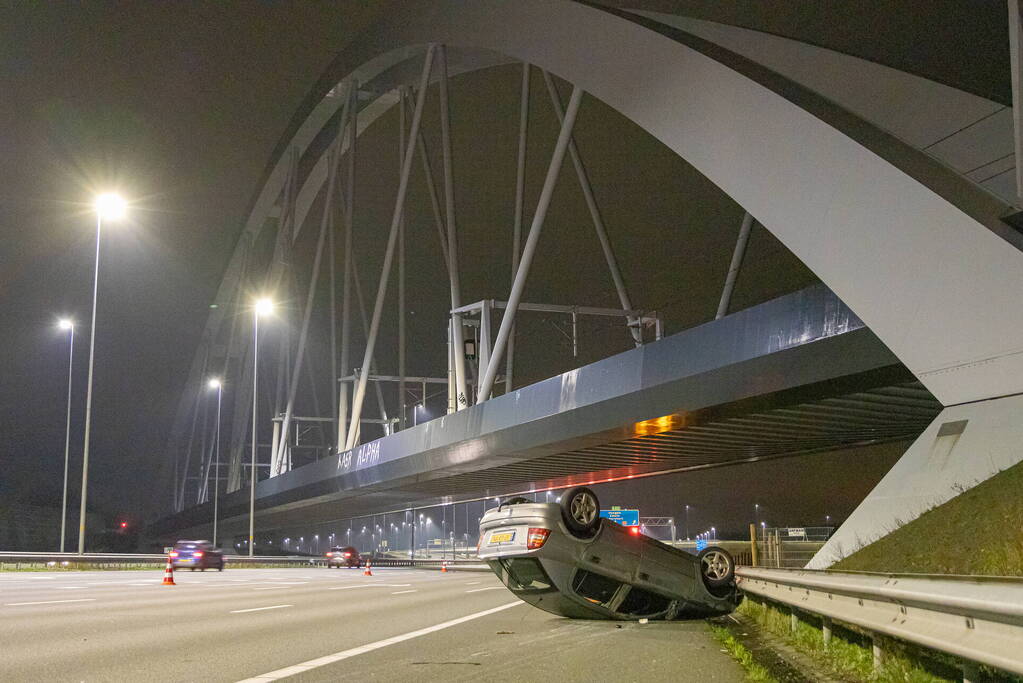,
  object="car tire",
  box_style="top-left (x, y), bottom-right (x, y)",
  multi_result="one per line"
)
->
top-left (559, 486), bottom-right (600, 537)
top-left (698, 547), bottom-right (735, 588)
top-left (218, 564), bottom-right (224, 571)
